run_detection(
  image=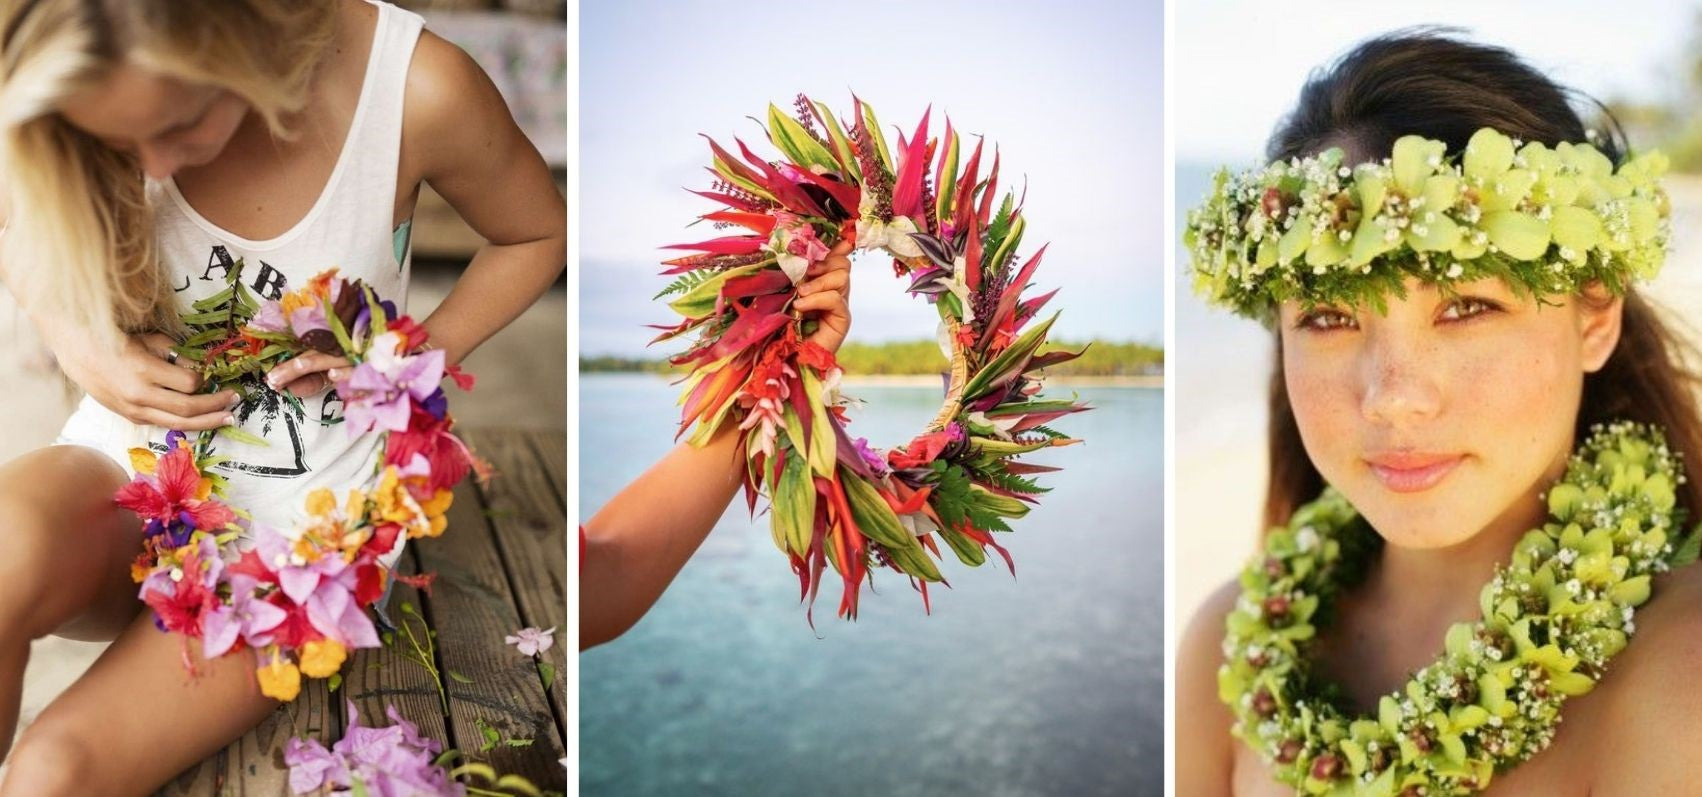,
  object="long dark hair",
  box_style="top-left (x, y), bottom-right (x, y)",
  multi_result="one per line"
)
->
top-left (1260, 28), bottom-right (1702, 530)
